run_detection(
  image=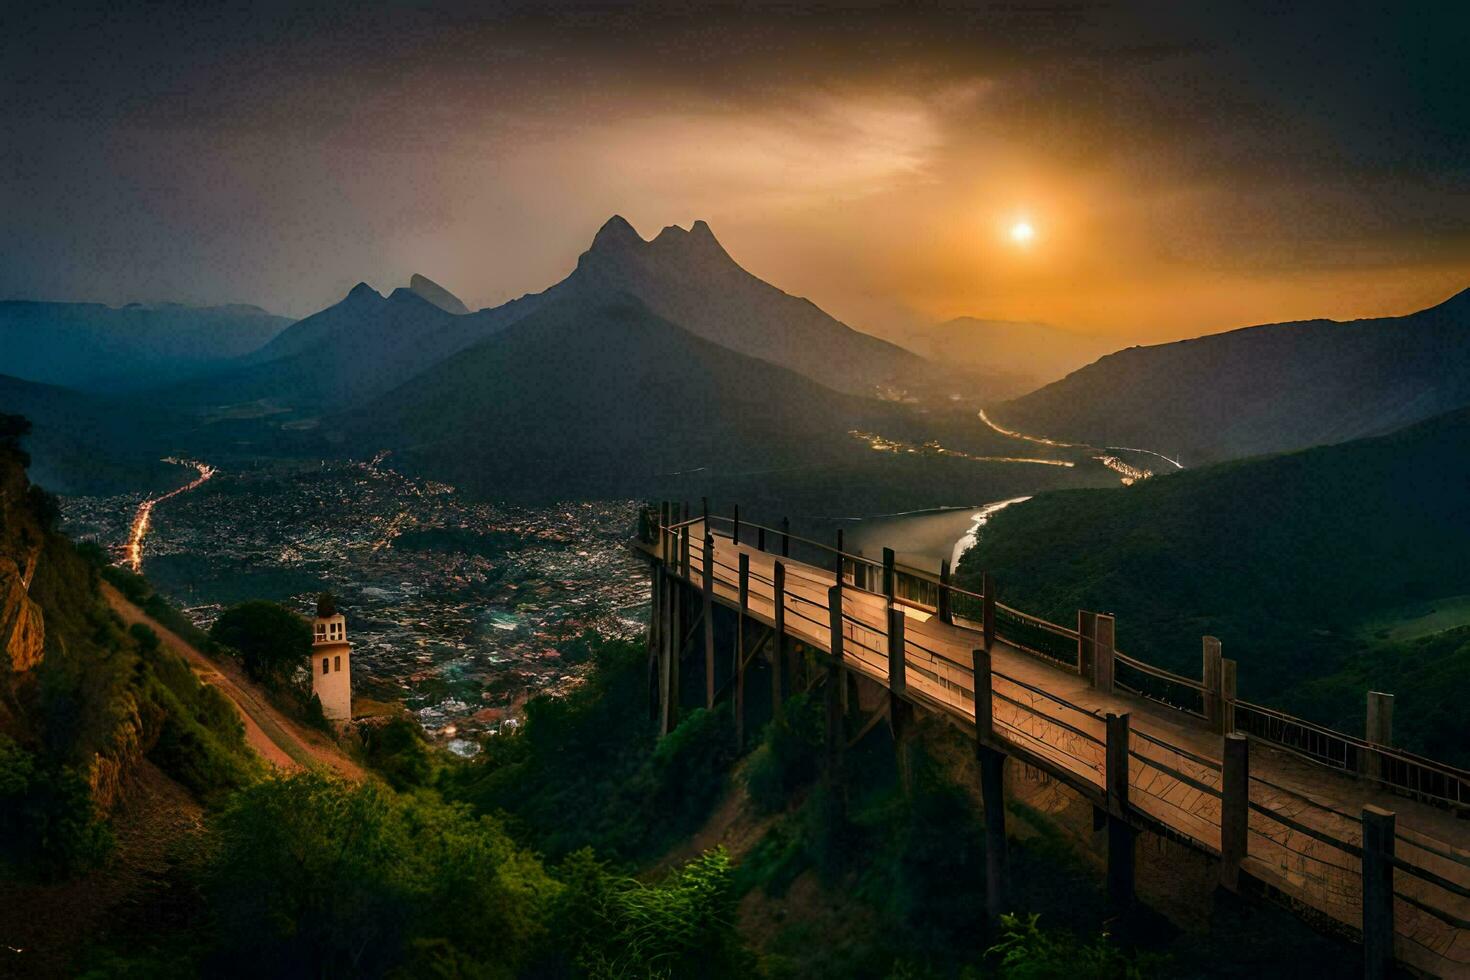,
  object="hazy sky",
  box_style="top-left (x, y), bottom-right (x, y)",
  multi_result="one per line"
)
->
top-left (4, 1), bottom-right (1467, 342)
